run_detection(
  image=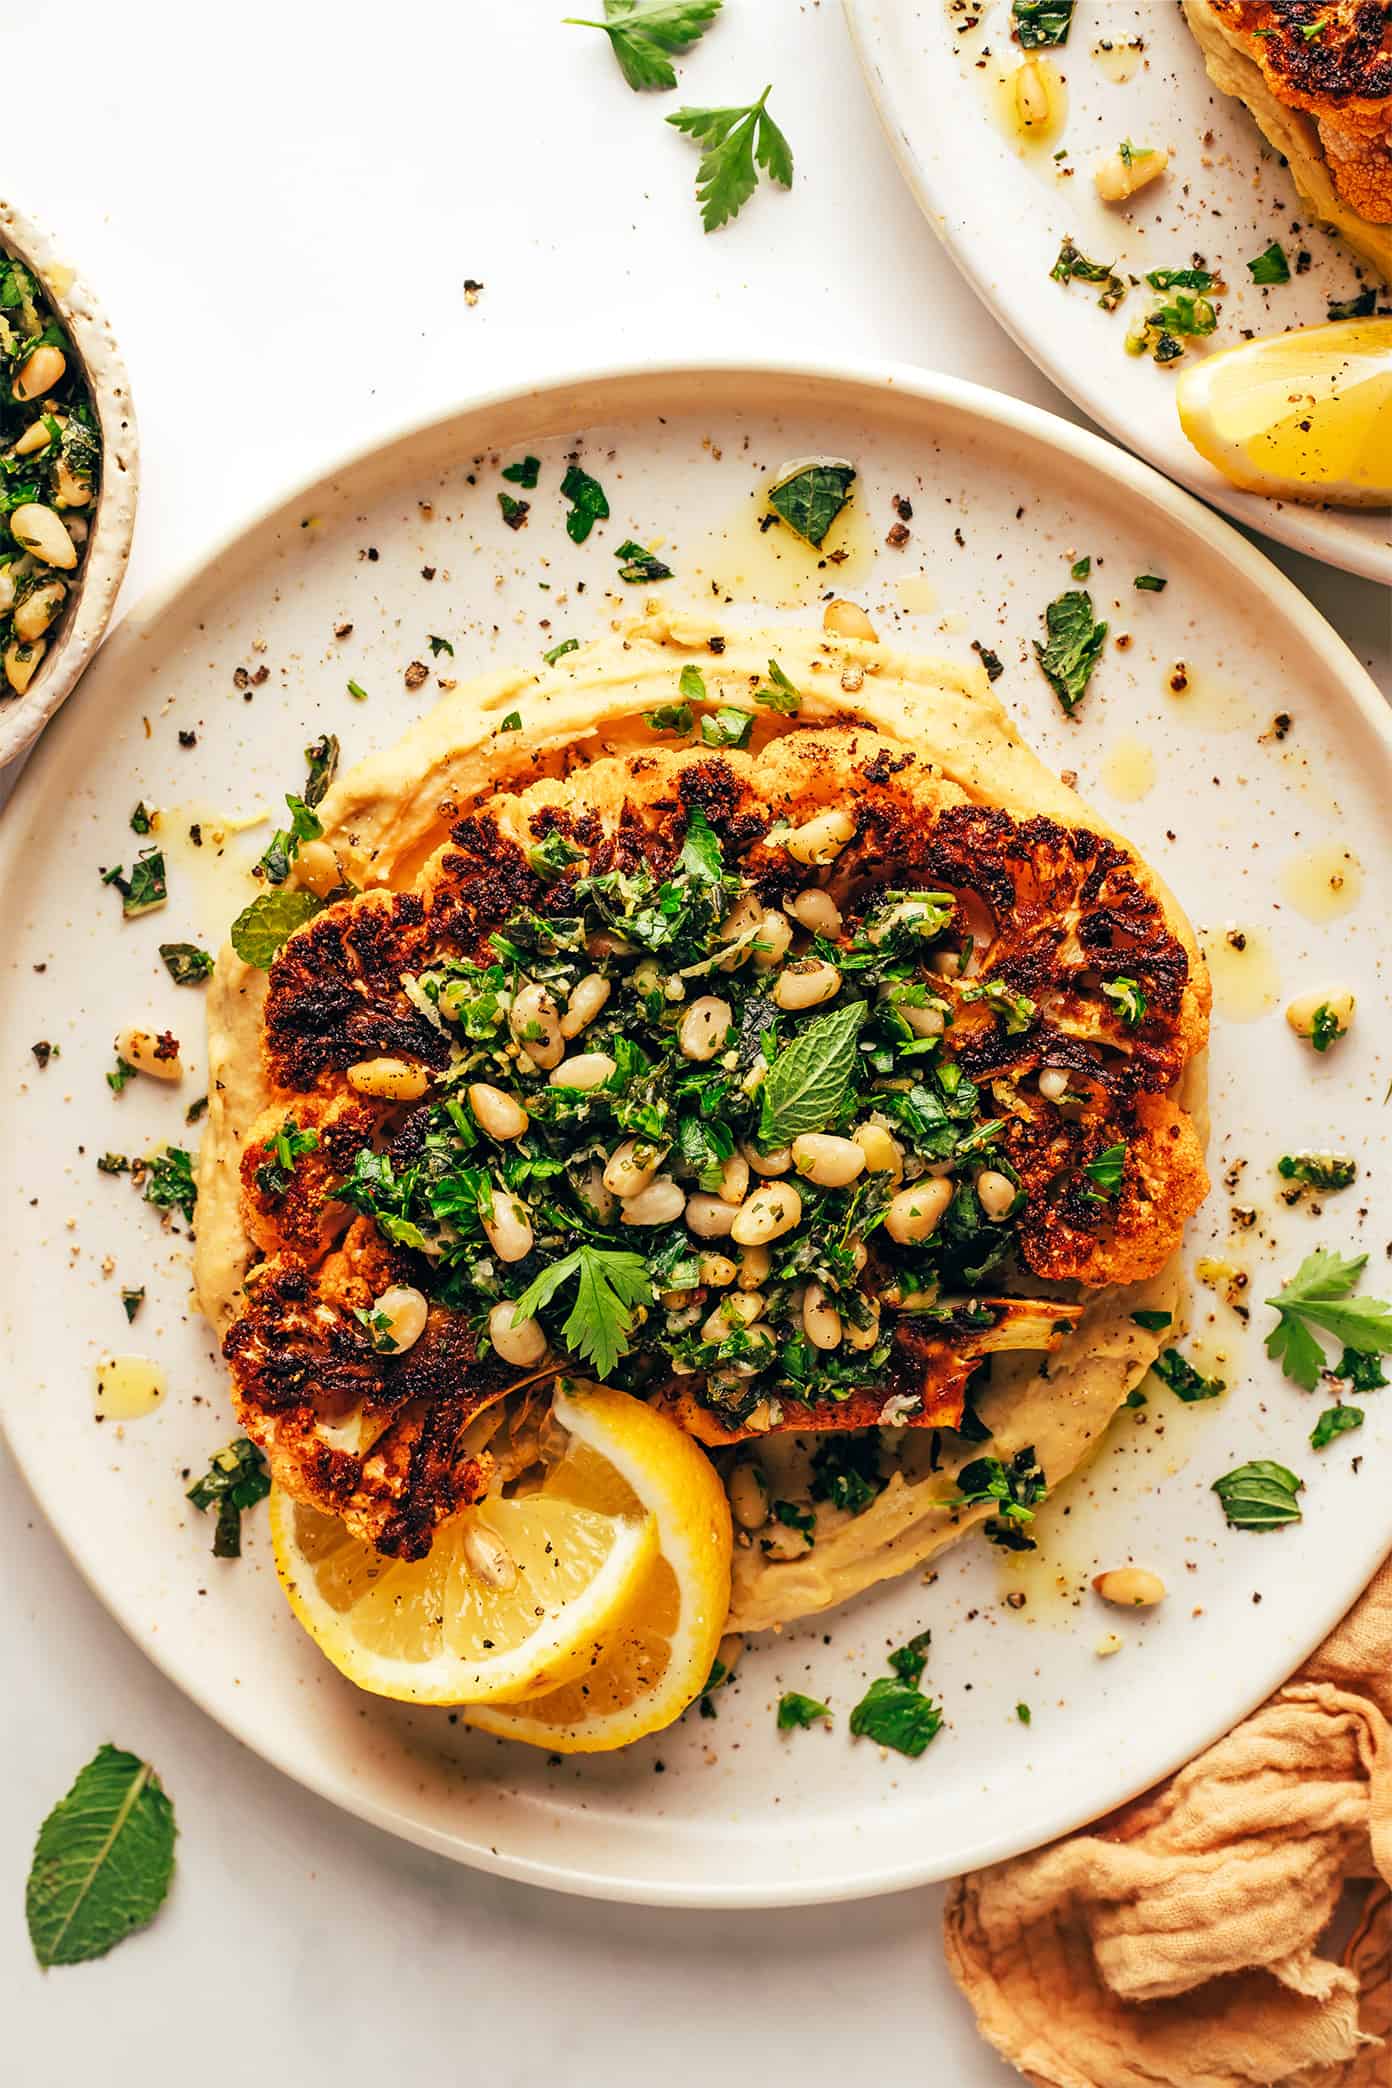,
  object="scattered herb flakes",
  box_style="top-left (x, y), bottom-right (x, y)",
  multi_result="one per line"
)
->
top-left (498, 491), bottom-right (530, 531)
top-left (667, 86), bottom-right (794, 233)
top-left (678, 662), bottom-right (707, 702)
top-left (1134, 573), bottom-right (1167, 592)
top-left (528, 831), bottom-right (587, 881)
top-left (1212, 1459), bottom-right (1303, 1531)
top-left (1264, 1249), bottom-right (1392, 1392)
top-left (159, 942), bottom-right (214, 986)
top-left (500, 455), bottom-right (541, 488)
top-left (230, 886), bottom-right (324, 970)
top-left (809, 1434), bottom-right (886, 1517)
top-left (1145, 266), bottom-right (1218, 292)
top-left (185, 1095), bottom-right (209, 1125)
top-left (97, 1153), bottom-right (130, 1176)
top-left (1033, 589), bottom-right (1107, 714)
top-left (25, 1745), bottom-right (177, 1969)
top-left (699, 705), bottom-right (753, 750)
top-left (427, 634), bottom-right (455, 658)
top-left (1012, 0), bottom-right (1074, 47)
top-left (646, 700), bottom-right (695, 734)
top-left (848, 1656), bottom-right (943, 1758)
top-left (1102, 977), bottom-right (1147, 1027)
top-left (887, 1629), bottom-right (933, 1687)
top-left (560, 463), bottom-right (610, 543)
top-left (1016, 1702), bottom-right (1032, 1725)
top-left (1127, 290), bottom-right (1218, 364)
top-left (972, 641), bottom-right (1004, 682)
top-left (187, 1437), bottom-right (271, 1558)
top-left (614, 539), bottom-right (672, 583)
top-left (346, 678), bottom-right (368, 703)
top-left (143, 1146), bottom-right (198, 1227)
top-left (107, 1057), bottom-right (137, 1096)
top-left (1310, 1002), bottom-right (1348, 1053)
top-left (1070, 555), bottom-right (1091, 581)
top-left (954, 1449), bottom-right (1047, 1549)
top-left (1152, 1346), bottom-right (1224, 1403)
top-left (101, 847), bottom-right (167, 919)
top-left (1278, 1152), bottom-right (1357, 1193)
top-left (543, 638), bottom-right (580, 666)
top-left (1247, 241), bottom-right (1291, 285)
top-left (120, 1286), bottom-right (145, 1323)
top-left (129, 801), bottom-right (155, 836)
top-left (566, 0), bottom-right (724, 93)
top-left (500, 711), bottom-right (523, 732)
top-left (765, 460), bottom-right (855, 548)
top-left (755, 658), bottom-right (801, 715)
top-left (1311, 1404), bottom-right (1364, 1451)
top-left (254, 1118), bottom-right (319, 1200)
top-left (1338, 1348), bottom-right (1388, 1393)
top-left (1050, 237), bottom-right (1125, 311)
top-left (509, 1244), bottom-right (655, 1379)
top-left (1130, 1308), bottom-right (1173, 1333)
top-left (771, 1499), bottom-right (816, 1545)
top-left (1084, 1141), bottom-right (1126, 1198)
top-left (758, 1000), bottom-right (869, 1150)
top-left (777, 1691), bottom-right (832, 1731)
top-left (1327, 287), bottom-right (1377, 321)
